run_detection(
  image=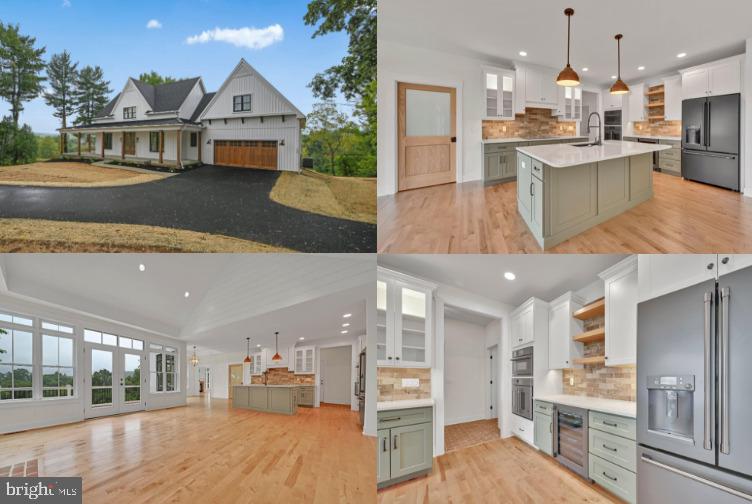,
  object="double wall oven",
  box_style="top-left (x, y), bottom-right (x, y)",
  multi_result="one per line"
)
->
top-left (511, 347), bottom-right (533, 420)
